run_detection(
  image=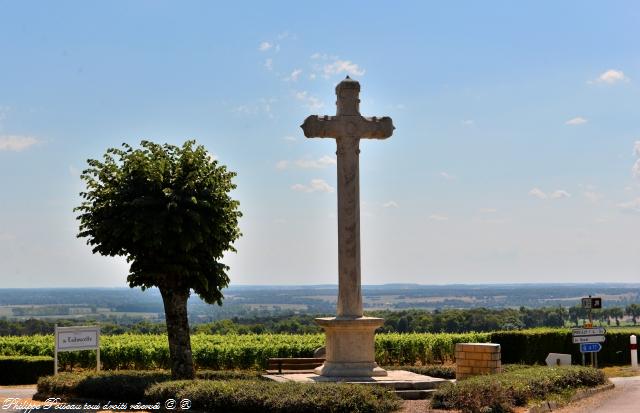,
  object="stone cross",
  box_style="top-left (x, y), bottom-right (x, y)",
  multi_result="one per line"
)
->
top-left (301, 77), bottom-right (394, 318)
